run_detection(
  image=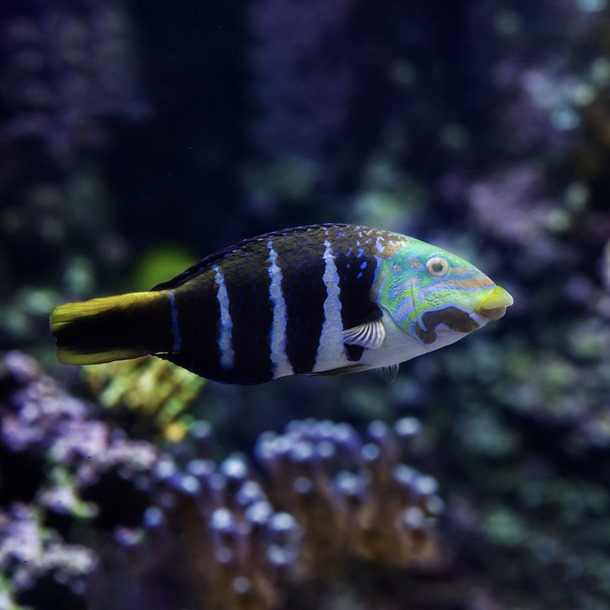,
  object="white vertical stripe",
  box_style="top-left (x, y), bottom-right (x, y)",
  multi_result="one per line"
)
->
top-left (213, 265), bottom-right (234, 369)
top-left (315, 238), bottom-right (344, 370)
top-left (168, 289), bottom-right (182, 352)
top-left (267, 239), bottom-right (293, 378)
